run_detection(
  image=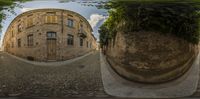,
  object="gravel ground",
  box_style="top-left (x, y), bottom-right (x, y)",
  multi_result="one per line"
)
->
top-left (0, 51), bottom-right (109, 97)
